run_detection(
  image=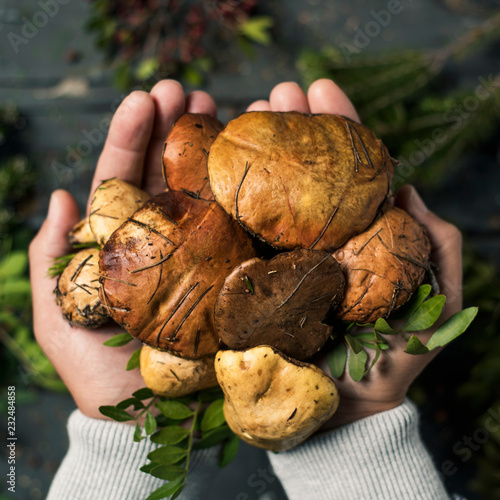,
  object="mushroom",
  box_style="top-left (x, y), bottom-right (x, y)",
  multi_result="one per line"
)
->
top-left (208, 111), bottom-right (393, 251)
top-left (335, 205), bottom-right (431, 323)
top-left (99, 190), bottom-right (256, 358)
top-left (89, 178), bottom-right (150, 246)
top-left (140, 346), bottom-right (217, 397)
top-left (55, 248), bottom-right (108, 327)
top-left (215, 346), bottom-right (339, 452)
top-left (215, 249), bottom-right (345, 360)
top-left (163, 113), bottom-right (223, 201)
top-left (68, 217), bottom-right (95, 245)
